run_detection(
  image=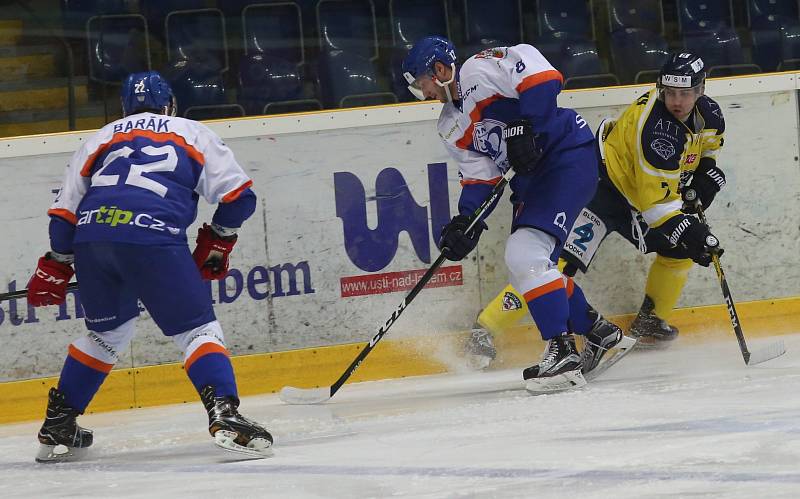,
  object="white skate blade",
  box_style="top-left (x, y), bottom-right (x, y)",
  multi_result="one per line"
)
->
top-left (35, 444), bottom-right (88, 463)
top-left (524, 370), bottom-right (587, 394)
top-left (214, 430), bottom-right (274, 459)
top-left (279, 386), bottom-right (332, 405)
top-left (584, 335), bottom-right (637, 382)
top-left (746, 340), bottom-right (786, 366)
